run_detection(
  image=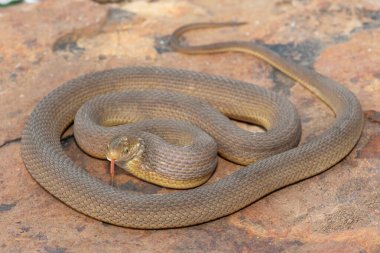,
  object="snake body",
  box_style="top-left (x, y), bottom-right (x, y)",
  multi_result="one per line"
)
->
top-left (21, 23), bottom-right (364, 229)
top-left (73, 87), bottom-right (301, 188)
